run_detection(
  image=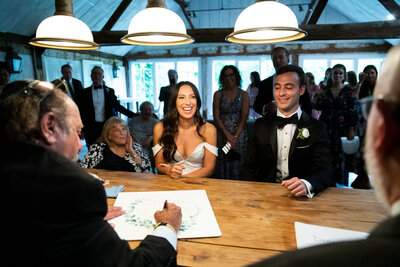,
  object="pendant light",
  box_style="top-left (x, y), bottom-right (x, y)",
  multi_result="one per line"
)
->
top-left (30, 0), bottom-right (99, 50)
top-left (226, 0), bottom-right (307, 44)
top-left (121, 0), bottom-right (194, 46)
